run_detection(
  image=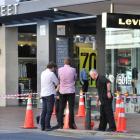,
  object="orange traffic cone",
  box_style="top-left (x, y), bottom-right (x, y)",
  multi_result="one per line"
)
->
top-left (76, 92), bottom-right (85, 117)
top-left (116, 99), bottom-right (127, 132)
top-left (63, 102), bottom-right (69, 129)
top-left (84, 120), bottom-right (94, 130)
top-left (52, 106), bottom-right (56, 115)
top-left (115, 95), bottom-right (122, 121)
top-left (22, 94), bottom-right (36, 129)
